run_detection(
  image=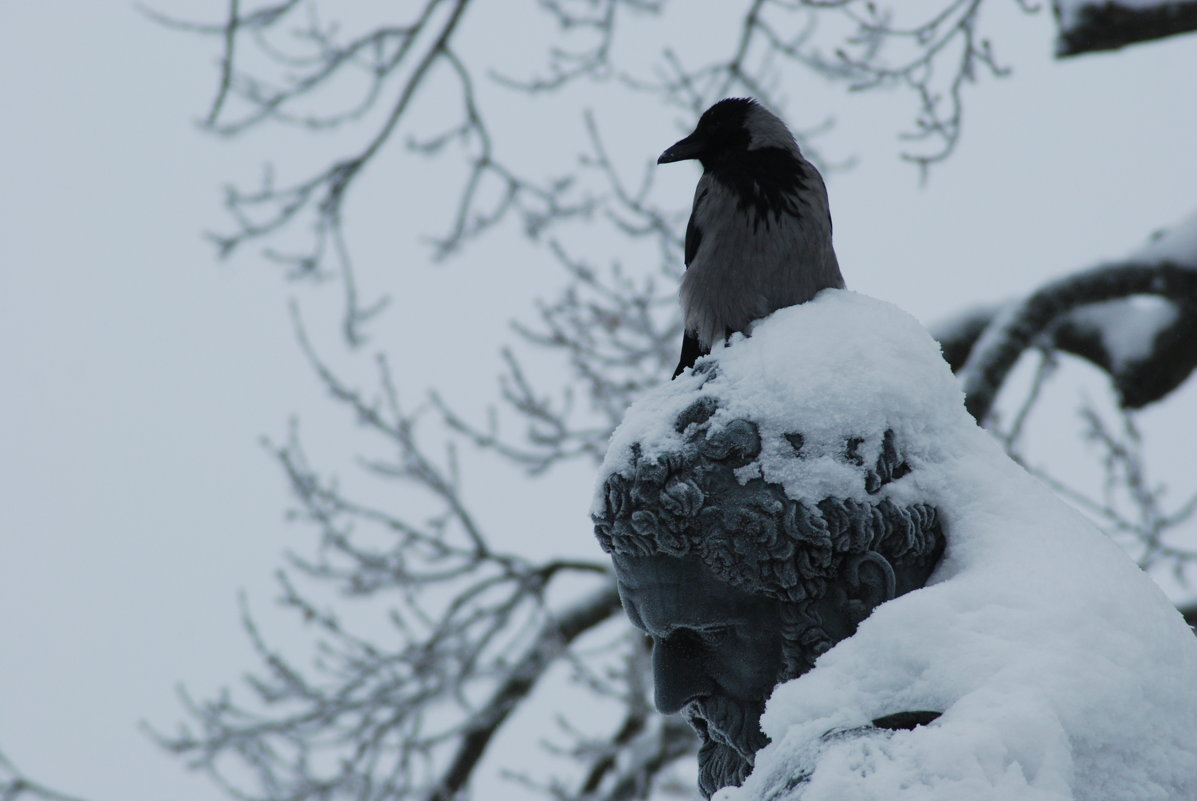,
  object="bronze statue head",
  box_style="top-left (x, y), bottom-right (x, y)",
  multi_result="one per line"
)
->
top-left (593, 388), bottom-right (944, 797)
